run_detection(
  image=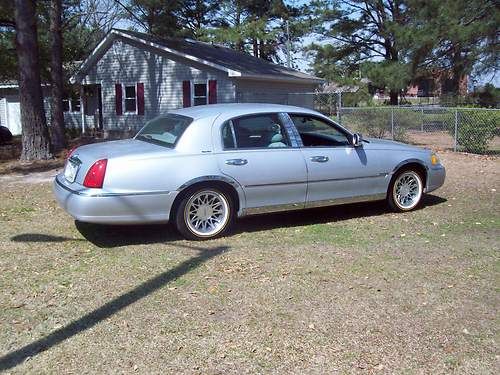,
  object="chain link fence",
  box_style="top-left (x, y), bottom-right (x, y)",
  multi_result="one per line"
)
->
top-left (339, 107), bottom-right (500, 155)
top-left (236, 92), bottom-right (500, 154)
